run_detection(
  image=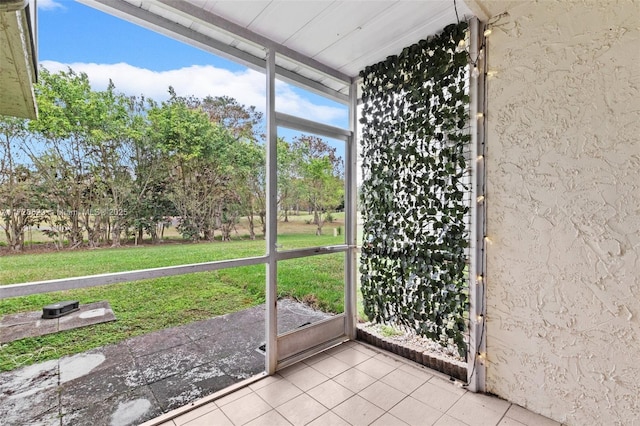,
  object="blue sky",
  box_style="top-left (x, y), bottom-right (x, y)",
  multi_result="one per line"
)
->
top-left (37, 0), bottom-right (349, 135)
